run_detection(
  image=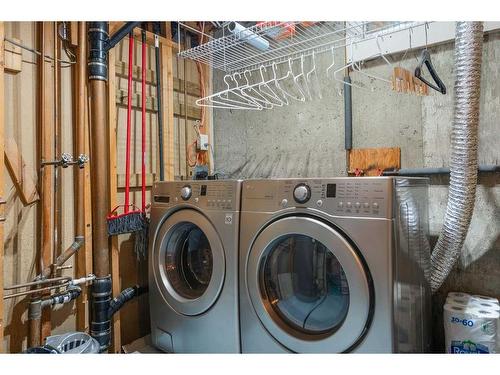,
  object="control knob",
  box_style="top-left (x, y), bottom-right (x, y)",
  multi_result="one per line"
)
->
top-left (180, 185), bottom-right (192, 200)
top-left (293, 183), bottom-right (311, 204)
